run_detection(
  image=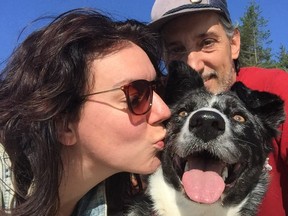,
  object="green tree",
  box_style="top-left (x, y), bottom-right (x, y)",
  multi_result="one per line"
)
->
top-left (238, 1), bottom-right (273, 68)
top-left (276, 45), bottom-right (288, 71)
